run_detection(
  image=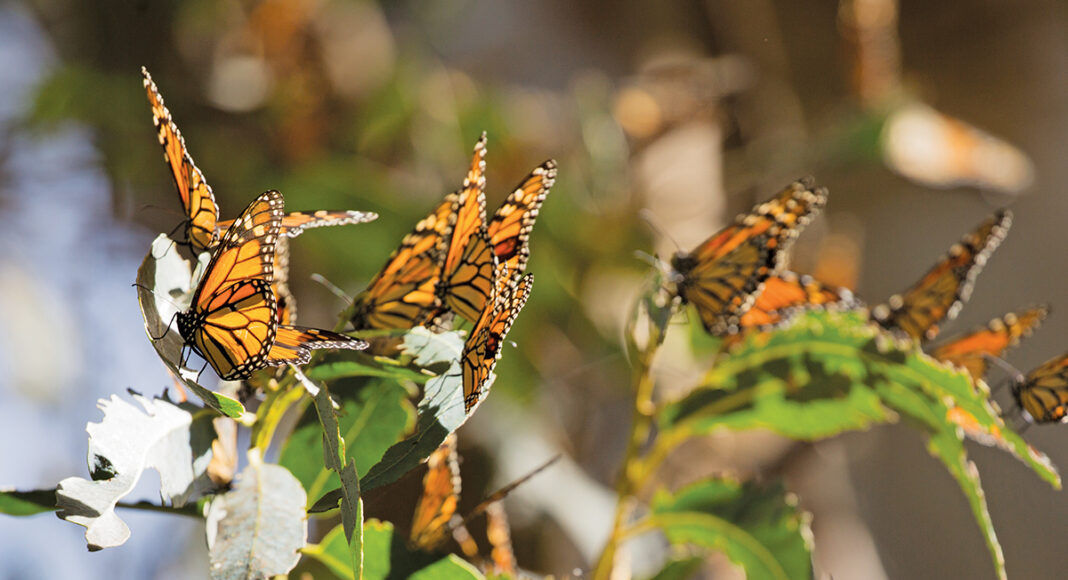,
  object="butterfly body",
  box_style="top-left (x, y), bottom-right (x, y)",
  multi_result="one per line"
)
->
top-left (670, 178), bottom-right (828, 335)
top-left (1016, 354), bottom-right (1068, 423)
top-left (174, 190), bottom-right (366, 381)
top-left (144, 67), bottom-right (377, 330)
